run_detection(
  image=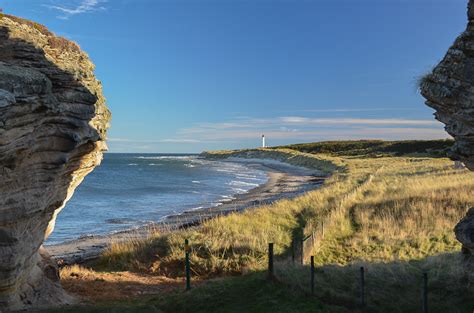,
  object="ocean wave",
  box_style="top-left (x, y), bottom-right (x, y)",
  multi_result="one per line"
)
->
top-left (215, 169), bottom-right (237, 173)
top-left (189, 159), bottom-right (207, 165)
top-left (236, 176), bottom-right (262, 181)
top-left (189, 206), bottom-right (204, 211)
top-left (231, 187), bottom-right (247, 193)
top-left (136, 155), bottom-right (194, 160)
top-left (220, 195), bottom-right (236, 202)
top-left (47, 154), bottom-right (272, 245)
top-left (236, 173), bottom-right (257, 178)
top-left (228, 180), bottom-right (260, 187)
